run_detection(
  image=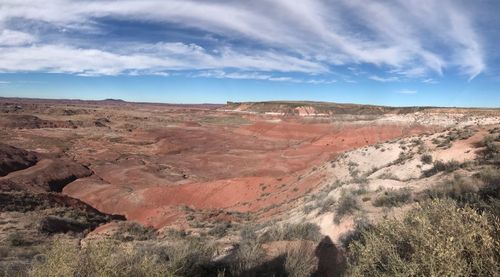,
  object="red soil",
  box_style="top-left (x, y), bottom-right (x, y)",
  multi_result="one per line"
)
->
top-left (64, 120), bottom-right (426, 228)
